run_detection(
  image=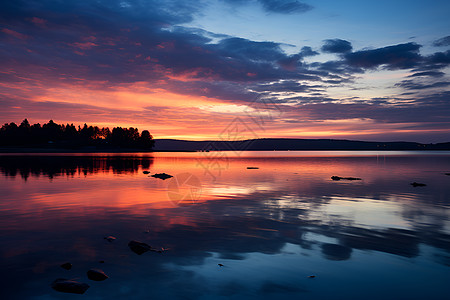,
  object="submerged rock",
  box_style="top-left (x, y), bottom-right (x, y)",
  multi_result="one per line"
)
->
top-left (246, 167), bottom-right (259, 169)
top-left (51, 278), bottom-right (89, 294)
top-left (445, 173), bottom-right (450, 176)
top-left (104, 236), bottom-right (116, 242)
top-left (331, 176), bottom-right (361, 181)
top-left (60, 262), bottom-right (72, 270)
top-left (128, 240), bottom-right (153, 255)
top-left (308, 275), bottom-right (316, 278)
top-left (87, 269), bottom-right (109, 281)
top-left (218, 263), bottom-right (224, 267)
top-left (143, 170), bottom-right (150, 174)
top-left (151, 173), bottom-right (173, 180)
top-left (411, 182), bottom-right (426, 187)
